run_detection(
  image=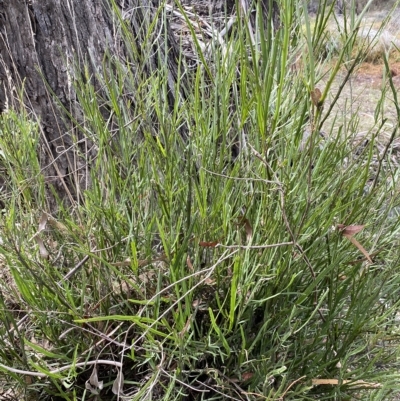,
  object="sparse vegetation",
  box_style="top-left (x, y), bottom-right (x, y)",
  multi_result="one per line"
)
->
top-left (1, 0), bottom-right (400, 400)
